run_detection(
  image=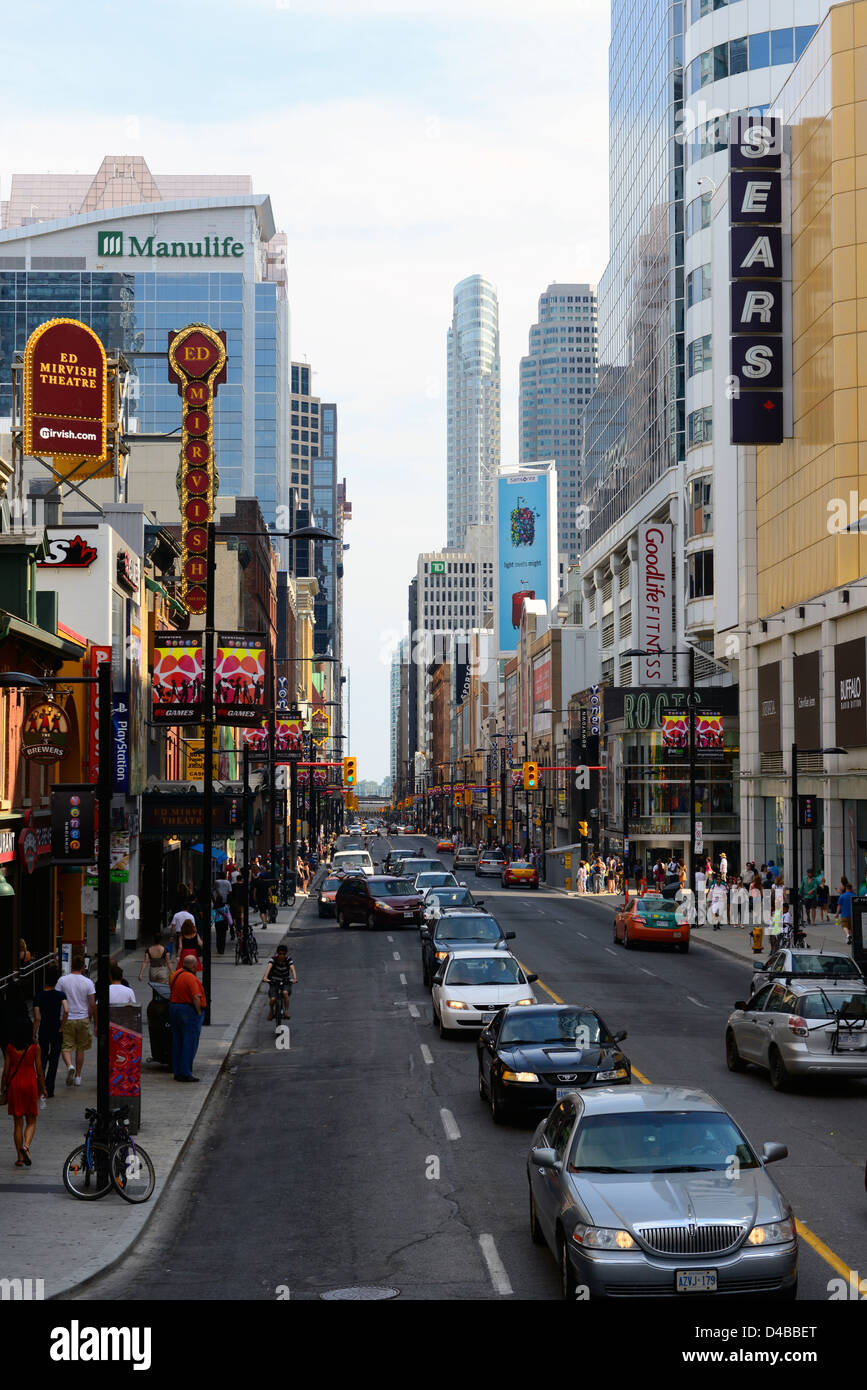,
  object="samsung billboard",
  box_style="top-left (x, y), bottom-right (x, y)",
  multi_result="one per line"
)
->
top-left (495, 464), bottom-right (558, 657)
